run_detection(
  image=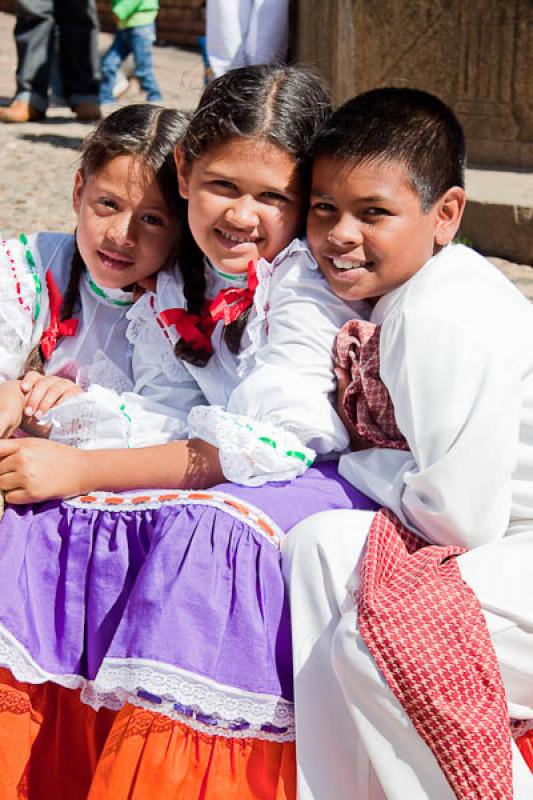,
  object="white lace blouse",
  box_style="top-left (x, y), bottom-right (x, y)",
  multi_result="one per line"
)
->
top-left (47, 239), bottom-right (371, 485)
top-left (0, 232), bottom-right (135, 389)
